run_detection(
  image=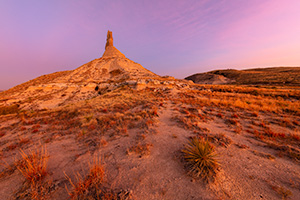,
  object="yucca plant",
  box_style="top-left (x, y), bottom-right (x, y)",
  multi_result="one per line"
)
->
top-left (182, 137), bottom-right (220, 181)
